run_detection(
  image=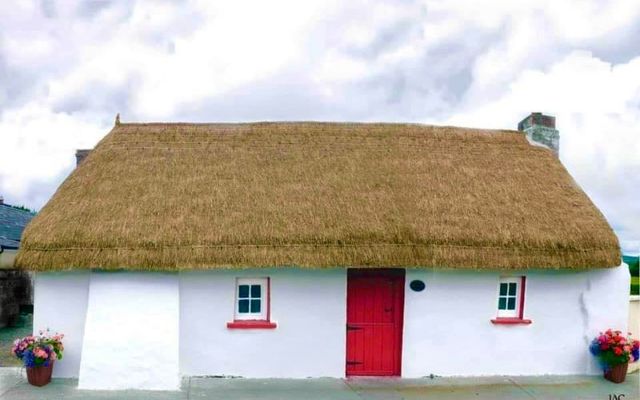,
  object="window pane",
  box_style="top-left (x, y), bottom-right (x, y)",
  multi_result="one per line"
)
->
top-left (499, 283), bottom-right (508, 296)
top-left (498, 297), bottom-right (506, 310)
top-left (238, 299), bottom-right (249, 313)
top-left (251, 284), bottom-right (261, 298)
top-left (239, 285), bottom-right (249, 298)
top-left (250, 299), bottom-right (261, 313)
top-left (508, 283), bottom-right (517, 296)
top-left (507, 297), bottom-right (516, 310)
